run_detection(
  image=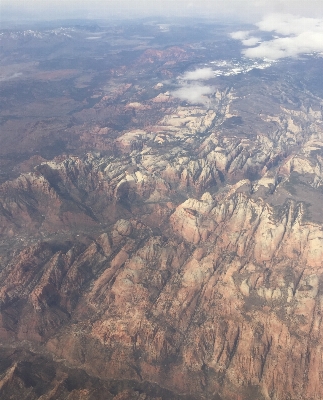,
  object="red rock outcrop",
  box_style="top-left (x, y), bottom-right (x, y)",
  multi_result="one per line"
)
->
top-left (2, 26), bottom-right (323, 400)
top-left (0, 183), bottom-right (322, 399)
